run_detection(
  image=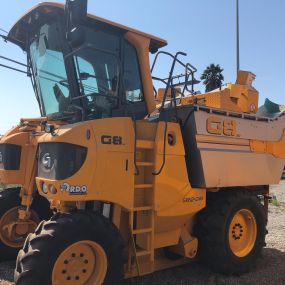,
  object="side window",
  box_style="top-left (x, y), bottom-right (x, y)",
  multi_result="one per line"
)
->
top-left (74, 56), bottom-right (99, 96)
top-left (123, 41), bottom-right (144, 102)
top-left (72, 48), bottom-right (120, 119)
